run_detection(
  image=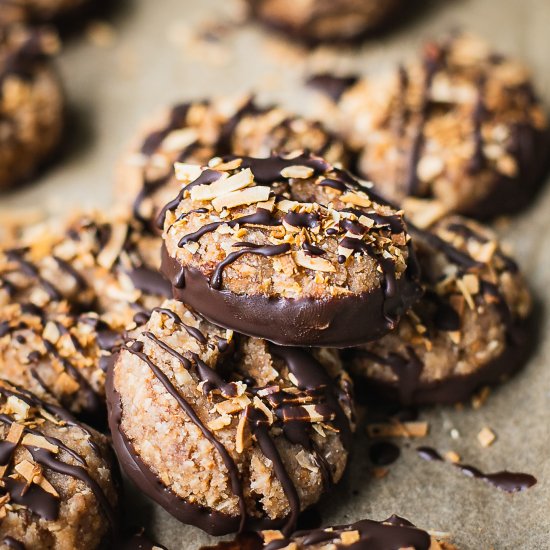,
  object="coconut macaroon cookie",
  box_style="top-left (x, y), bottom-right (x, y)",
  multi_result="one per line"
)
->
top-left (0, 26), bottom-right (64, 190)
top-left (259, 515), bottom-right (457, 549)
top-left (160, 152), bottom-right (420, 347)
top-left (108, 300), bottom-right (354, 536)
top-left (348, 216), bottom-right (533, 405)
top-left (0, 0), bottom-right (88, 25)
top-left (245, 0), bottom-right (401, 44)
top-left (0, 212), bottom-right (169, 423)
top-left (310, 33), bottom-right (549, 219)
top-left (0, 380), bottom-right (118, 549)
top-left (116, 96), bottom-right (349, 230)
top-left (0, 303), bottom-right (115, 425)
top-left (0, 211), bottom-right (169, 323)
